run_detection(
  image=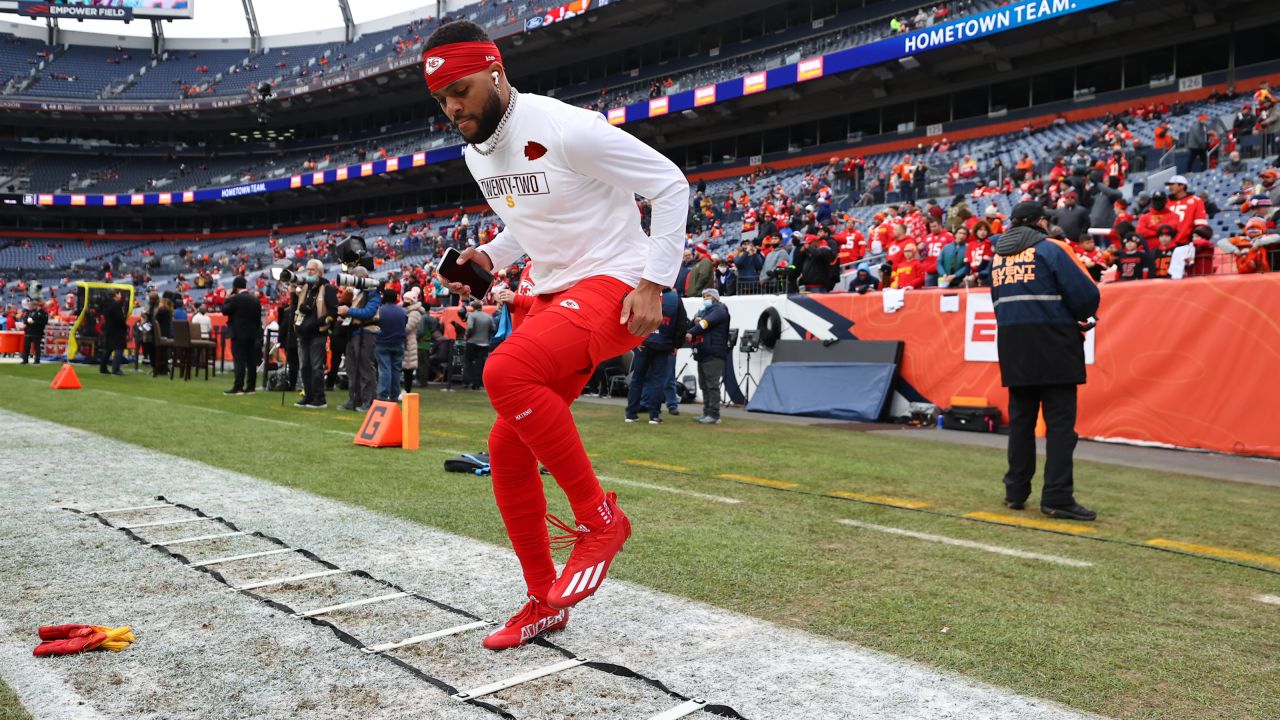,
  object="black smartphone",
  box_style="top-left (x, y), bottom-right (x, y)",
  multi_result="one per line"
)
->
top-left (437, 247), bottom-right (494, 296)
